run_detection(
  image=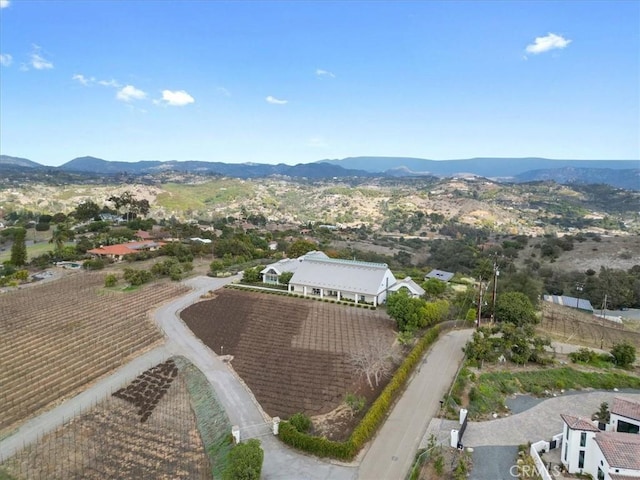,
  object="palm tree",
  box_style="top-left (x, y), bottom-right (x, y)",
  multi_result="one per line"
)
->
top-left (50, 223), bottom-right (74, 256)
